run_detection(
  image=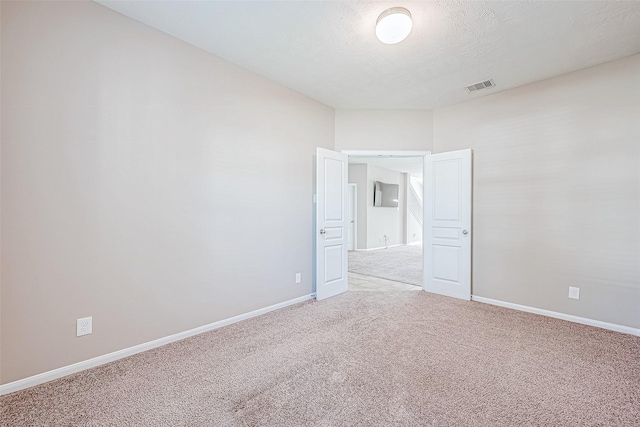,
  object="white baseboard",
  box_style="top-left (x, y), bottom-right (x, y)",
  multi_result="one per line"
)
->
top-left (355, 244), bottom-right (405, 252)
top-left (0, 294), bottom-right (315, 396)
top-left (471, 295), bottom-right (640, 336)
